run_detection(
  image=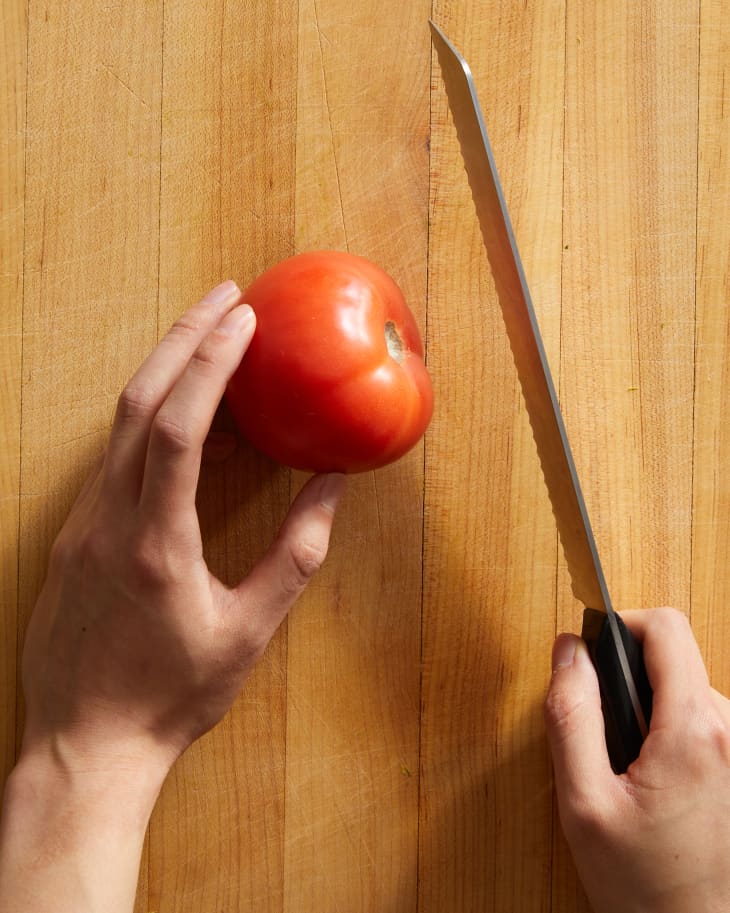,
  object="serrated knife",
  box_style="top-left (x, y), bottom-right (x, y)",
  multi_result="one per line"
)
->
top-left (430, 21), bottom-right (652, 774)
